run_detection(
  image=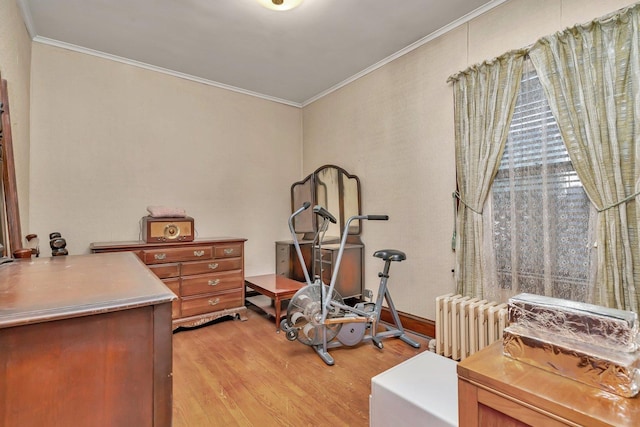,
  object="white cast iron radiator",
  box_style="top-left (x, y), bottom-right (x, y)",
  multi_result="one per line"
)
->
top-left (434, 294), bottom-right (508, 361)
